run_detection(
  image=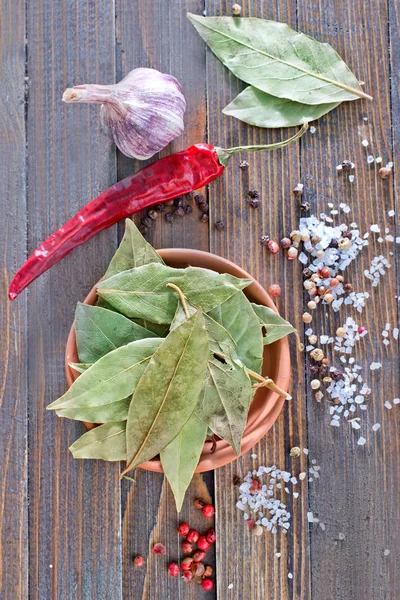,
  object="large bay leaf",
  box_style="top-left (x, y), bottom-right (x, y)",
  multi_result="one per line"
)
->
top-left (123, 310), bottom-right (209, 472)
top-left (208, 292), bottom-right (263, 374)
top-left (97, 263), bottom-right (251, 324)
top-left (188, 14), bottom-right (370, 104)
top-left (47, 338), bottom-right (162, 411)
top-left (132, 320), bottom-right (169, 337)
top-left (195, 357), bottom-right (253, 455)
top-left (160, 413), bottom-right (208, 512)
top-left (69, 422), bottom-right (127, 461)
top-left (251, 303), bottom-right (295, 344)
top-left (104, 218), bottom-right (164, 279)
top-left (223, 86), bottom-right (340, 128)
top-left (75, 303), bottom-right (157, 363)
